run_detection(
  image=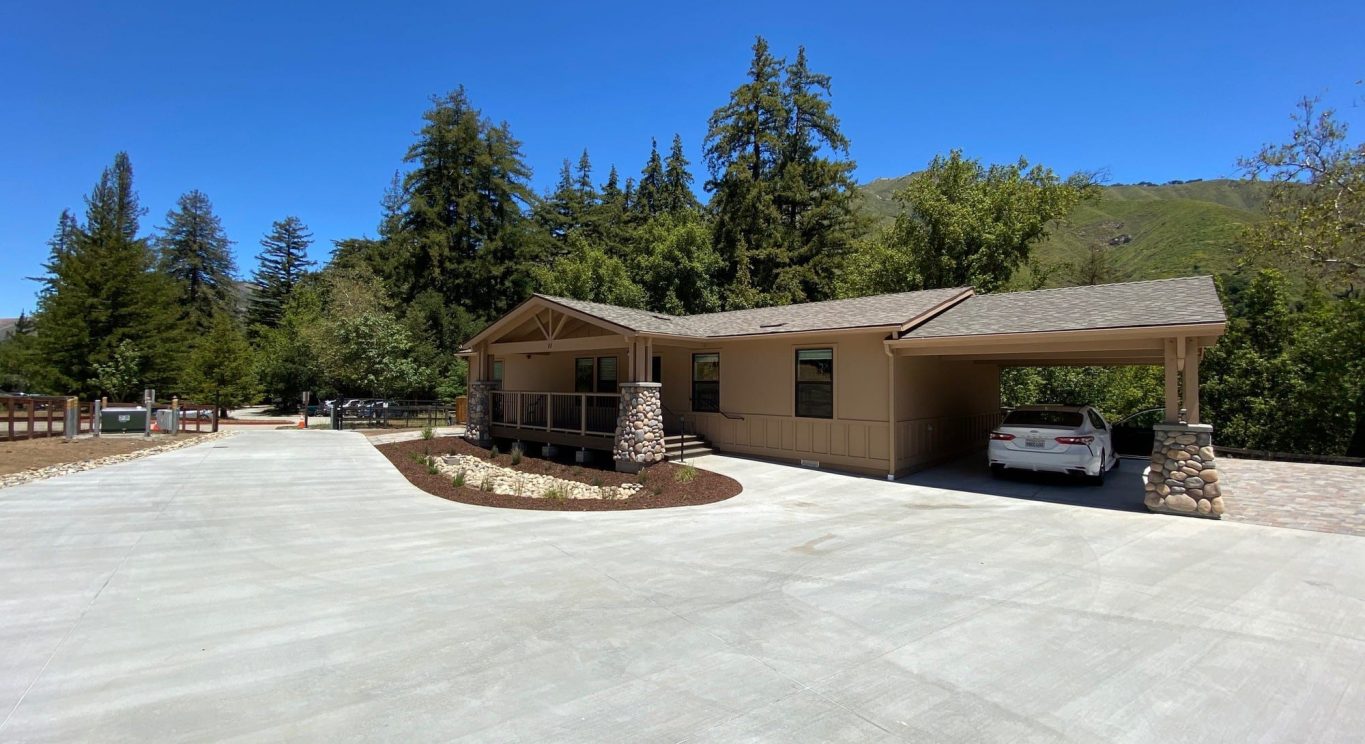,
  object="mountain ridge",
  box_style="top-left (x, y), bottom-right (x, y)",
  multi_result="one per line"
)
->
top-left (858, 177), bottom-right (1272, 286)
